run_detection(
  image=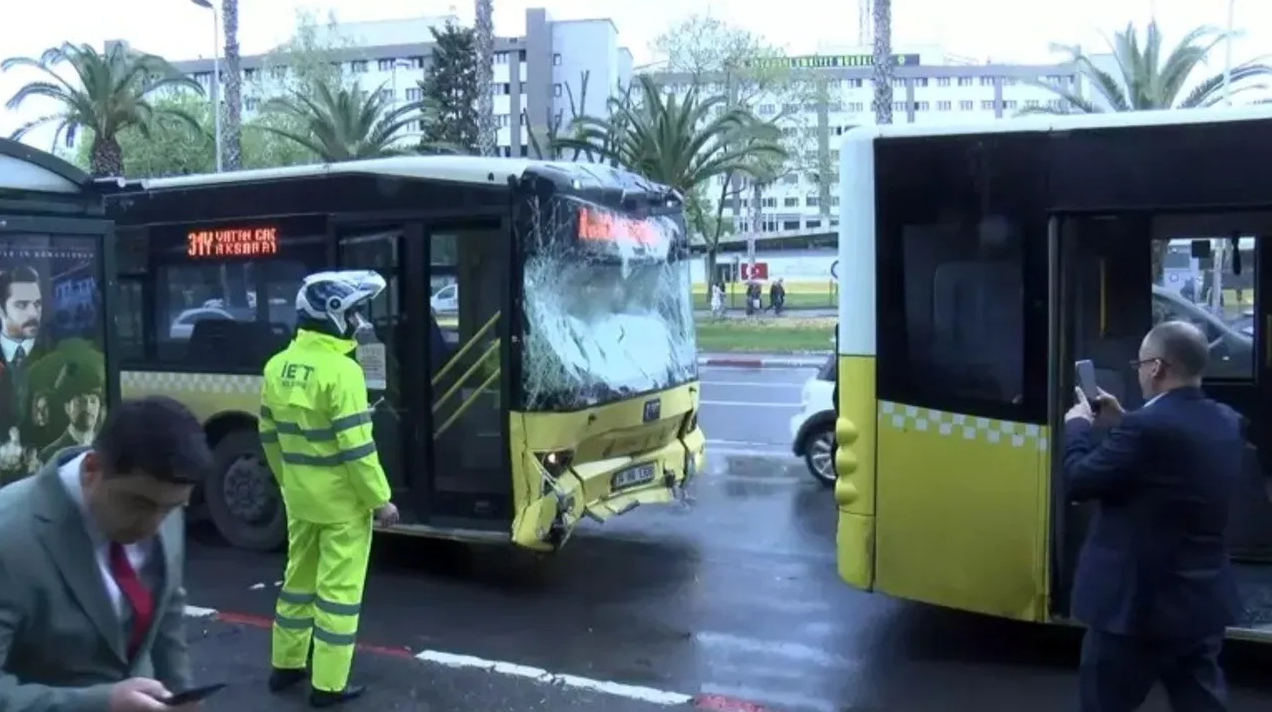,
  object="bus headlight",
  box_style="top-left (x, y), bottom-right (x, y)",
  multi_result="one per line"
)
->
top-left (536, 450), bottom-right (574, 494)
